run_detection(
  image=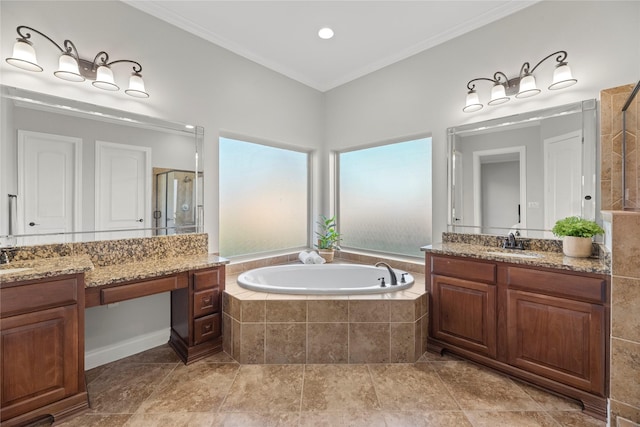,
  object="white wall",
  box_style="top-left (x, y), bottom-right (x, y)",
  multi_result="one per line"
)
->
top-left (325, 1), bottom-right (640, 241)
